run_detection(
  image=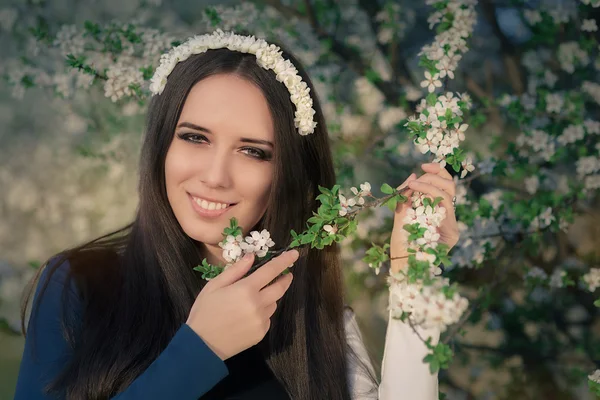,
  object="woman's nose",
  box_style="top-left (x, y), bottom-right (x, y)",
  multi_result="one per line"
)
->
top-left (199, 149), bottom-right (232, 188)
